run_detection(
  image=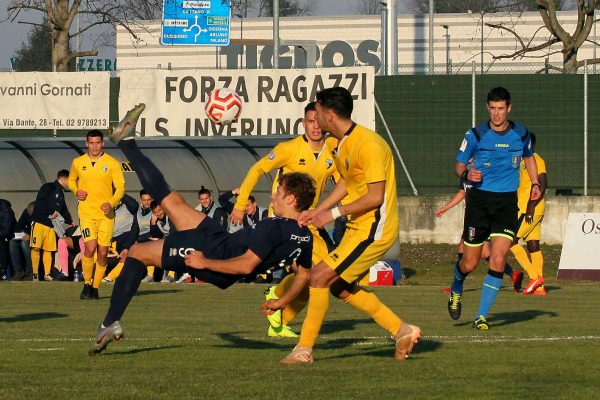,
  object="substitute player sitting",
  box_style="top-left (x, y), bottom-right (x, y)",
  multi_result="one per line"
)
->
top-left (89, 104), bottom-right (316, 355)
